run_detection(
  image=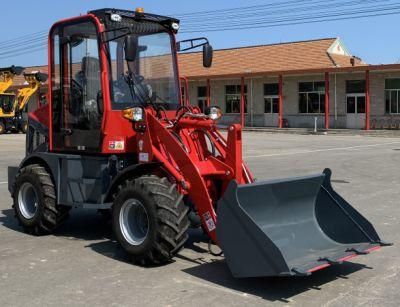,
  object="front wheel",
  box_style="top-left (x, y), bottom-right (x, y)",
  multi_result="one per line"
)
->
top-left (112, 175), bottom-right (189, 265)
